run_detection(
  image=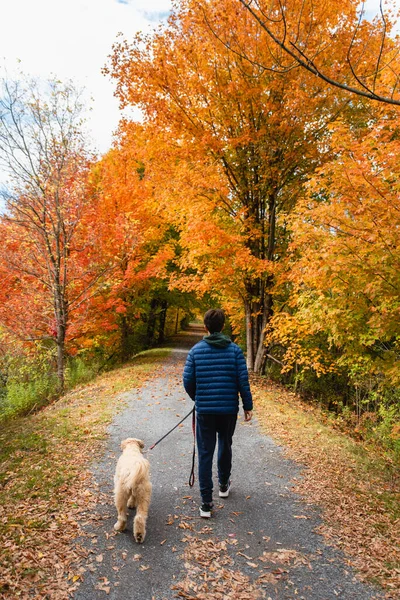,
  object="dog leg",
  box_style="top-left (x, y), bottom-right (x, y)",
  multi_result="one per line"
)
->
top-left (133, 483), bottom-right (152, 543)
top-left (134, 514), bottom-right (146, 543)
top-left (114, 487), bottom-right (128, 532)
